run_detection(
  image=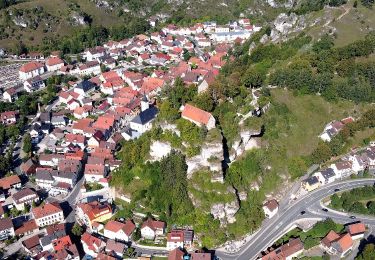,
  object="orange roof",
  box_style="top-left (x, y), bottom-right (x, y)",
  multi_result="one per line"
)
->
top-left (84, 164), bottom-right (105, 176)
top-left (82, 232), bottom-right (104, 252)
top-left (141, 218), bottom-right (166, 231)
top-left (32, 203), bottom-right (62, 219)
top-left (167, 230), bottom-right (184, 243)
top-left (0, 175), bottom-right (21, 189)
top-left (19, 62), bottom-right (44, 73)
top-left (181, 104), bottom-right (213, 126)
top-left (347, 223), bottom-right (366, 235)
top-left (78, 201), bottom-right (112, 222)
top-left (15, 219), bottom-right (38, 236)
top-left (140, 78), bottom-right (165, 94)
top-left (46, 57), bottom-right (64, 66)
top-left (321, 230), bottom-right (340, 247)
top-left (336, 233), bottom-right (353, 252)
top-left (53, 235), bottom-right (72, 251)
top-left (104, 220), bottom-right (135, 236)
